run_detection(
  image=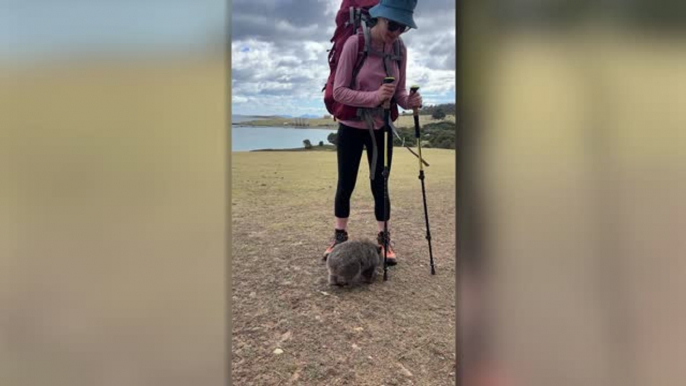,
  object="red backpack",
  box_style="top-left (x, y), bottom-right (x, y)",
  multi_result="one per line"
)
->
top-left (323, 0), bottom-right (403, 122)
